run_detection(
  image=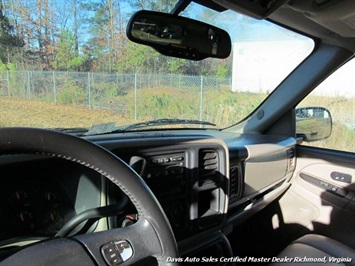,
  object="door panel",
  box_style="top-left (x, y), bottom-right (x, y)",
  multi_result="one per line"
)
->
top-left (297, 163), bottom-right (354, 209)
top-left (288, 145), bottom-right (355, 247)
